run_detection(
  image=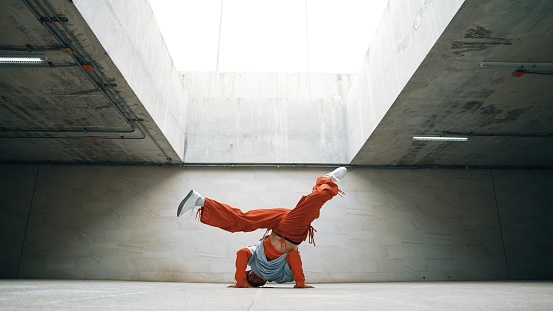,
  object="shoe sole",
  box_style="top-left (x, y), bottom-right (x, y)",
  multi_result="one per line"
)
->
top-left (332, 168), bottom-right (347, 182)
top-left (177, 190), bottom-right (194, 217)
